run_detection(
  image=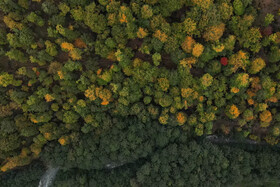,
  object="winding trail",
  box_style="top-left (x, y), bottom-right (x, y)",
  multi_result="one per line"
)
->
top-left (38, 166), bottom-right (59, 187)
